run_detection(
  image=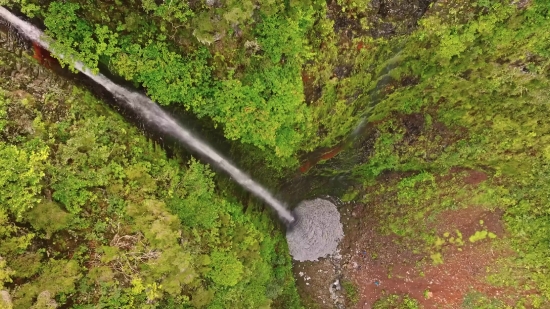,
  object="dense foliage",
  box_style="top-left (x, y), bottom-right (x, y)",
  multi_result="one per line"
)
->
top-left (0, 49), bottom-right (300, 308)
top-left (342, 0), bottom-right (550, 306)
top-left (2, 0), bottom-right (550, 307)
top-left (1, 0), bottom-right (322, 167)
